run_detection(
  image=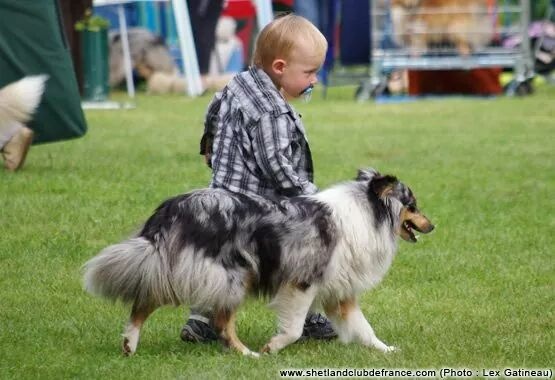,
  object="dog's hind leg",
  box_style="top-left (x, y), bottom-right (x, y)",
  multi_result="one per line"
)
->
top-left (213, 308), bottom-right (259, 358)
top-left (122, 302), bottom-right (157, 356)
top-left (324, 298), bottom-right (396, 353)
top-left (261, 284), bottom-right (317, 354)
